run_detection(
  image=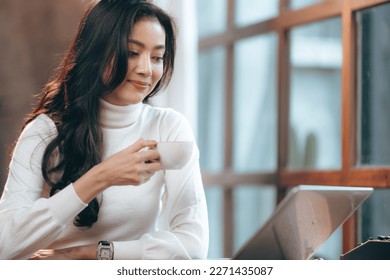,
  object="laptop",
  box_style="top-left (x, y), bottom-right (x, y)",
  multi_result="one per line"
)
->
top-left (232, 185), bottom-right (373, 260)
